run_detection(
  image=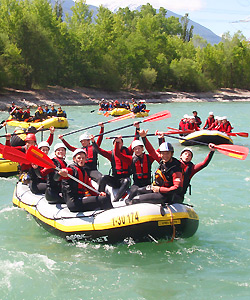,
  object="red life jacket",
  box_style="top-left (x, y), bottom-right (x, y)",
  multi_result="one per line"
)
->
top-left (204, 117), bottom-right (215, 129)
top-left (111, 147), bottom-right (131, 178)
top-left (53, 157), bottom-right (67, 169)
